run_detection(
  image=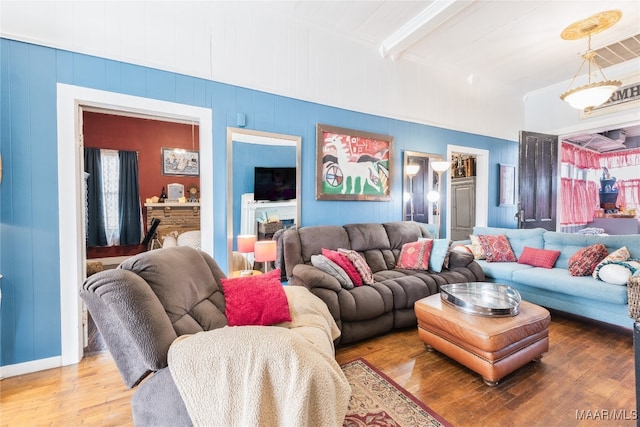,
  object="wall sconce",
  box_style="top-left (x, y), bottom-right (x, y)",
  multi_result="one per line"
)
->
top-left (431, 161), bottom-right (451, 239)
top-left (254, 240), bottom-right (277, 273)
top-left (237, 234), bottom-right (257, 276)
top-left (405, 164), bottom-right (420, 221)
